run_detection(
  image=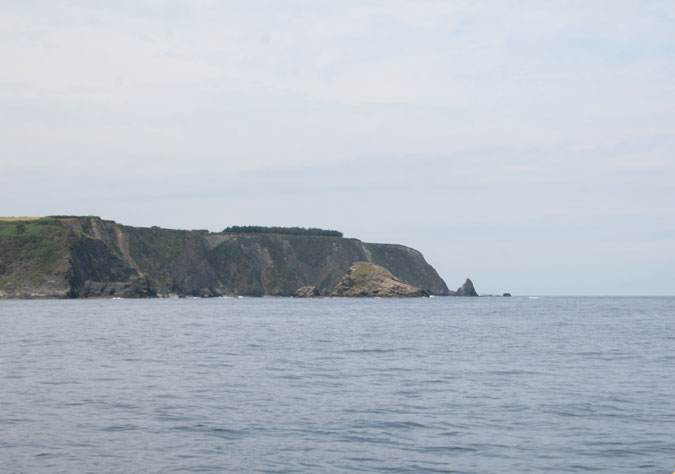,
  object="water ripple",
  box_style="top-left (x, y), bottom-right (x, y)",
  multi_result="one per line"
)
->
top-left (1, 296), bottom-right (674, 473)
